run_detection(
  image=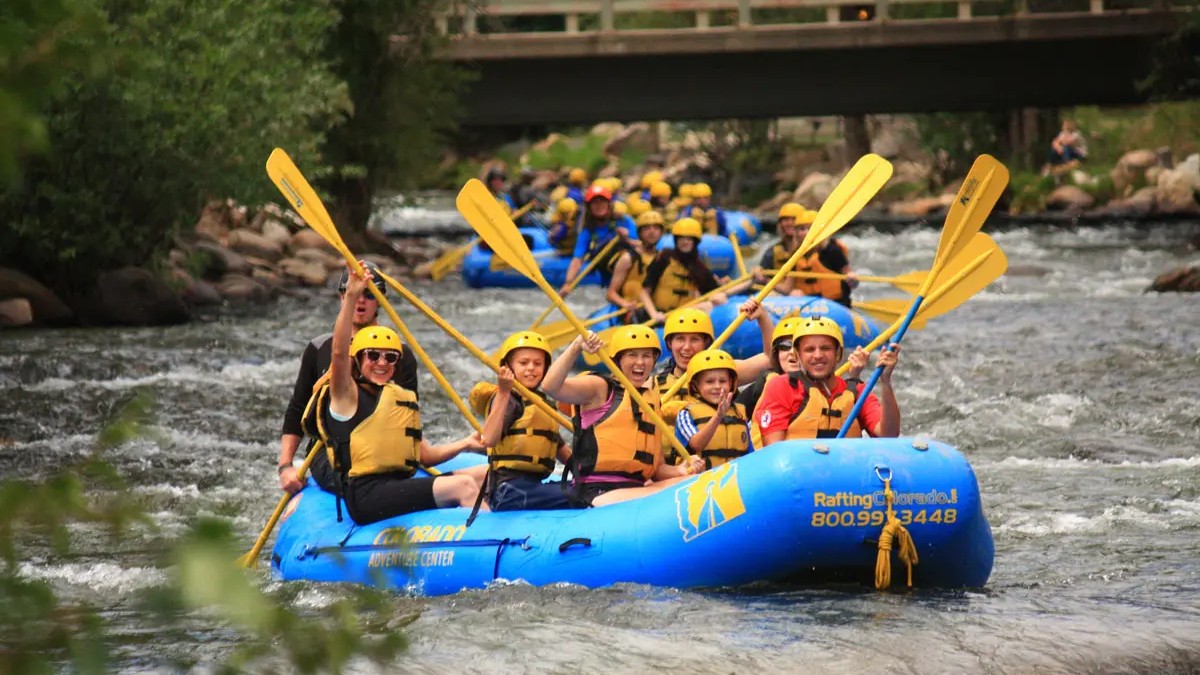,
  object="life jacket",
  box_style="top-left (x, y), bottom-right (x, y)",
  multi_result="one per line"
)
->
top-left (793, 242), bottom-right (850, 301)
top-left (784, 372), bottom-right (863, 439)
top-left (611, 247), bottom-right (655, 303)
top-left (302, 381), bottom-right (423, 478)
top-left (650, 255), bottom-right (697, 312)
top-left (567, 377), bottom-right (661, 483)
top-left (652, 365), bottom-right (695, 465)
top-left (549, 217), bottom-right (578, 256)
top-left (684, 399), bottom-right (751, 469)
top-left (748, 371), bottom-right (782, 449)
top-left (468, 382), bottom-right (559, 478)
top-left (679, 204), bottom-right (719, 235)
